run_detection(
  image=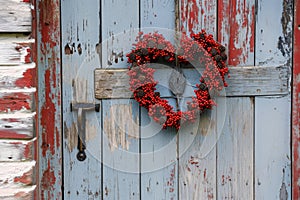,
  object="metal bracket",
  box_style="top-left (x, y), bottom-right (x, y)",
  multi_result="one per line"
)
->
top-left (70, 102), bottom-right (100, 161)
